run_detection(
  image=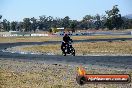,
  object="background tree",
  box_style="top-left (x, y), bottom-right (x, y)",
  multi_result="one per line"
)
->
top-left (94, 14), bottom-right (102, 30)
top-left (7, 21), bottom-right (10, 31)
top-left (83, 15), bottom-right (93, 21)
top-left (62, 16), bottom-right (70, 28)
top-left (38, 15), bottom-right (47, 30)
top-left (0, 15), bottom-right (2, 19)
top-left (47, 16), bottom-right (54, 29)
top-left (101, 15), bottom-right (107, 29)
top-left (3, 19), bottom-right (8, 31)
top-left (48, 28), bottom-right (52, 33)
top-left (10, 21), bottom-right (17, 31)
top-left (82, 15), bottom-right (94, 29)
top-left (128, 19), bottom-right (132, 28)
top-left (30, 17), bottom-right (37, 32)
top-left (1, 5), bottom-right (131, 32)
top-left (69, 20), bottom-right (77, 33)
top-left (18, 22), bottom-right (24, 32)
top-left (105, 5), bottom-right (124, 30)
top-left (0, 15), bottom-right (2, 31)
top-left (1, 17), bottom-right (10, 31)
top-left (23, 18), bottom-right (31, 32)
